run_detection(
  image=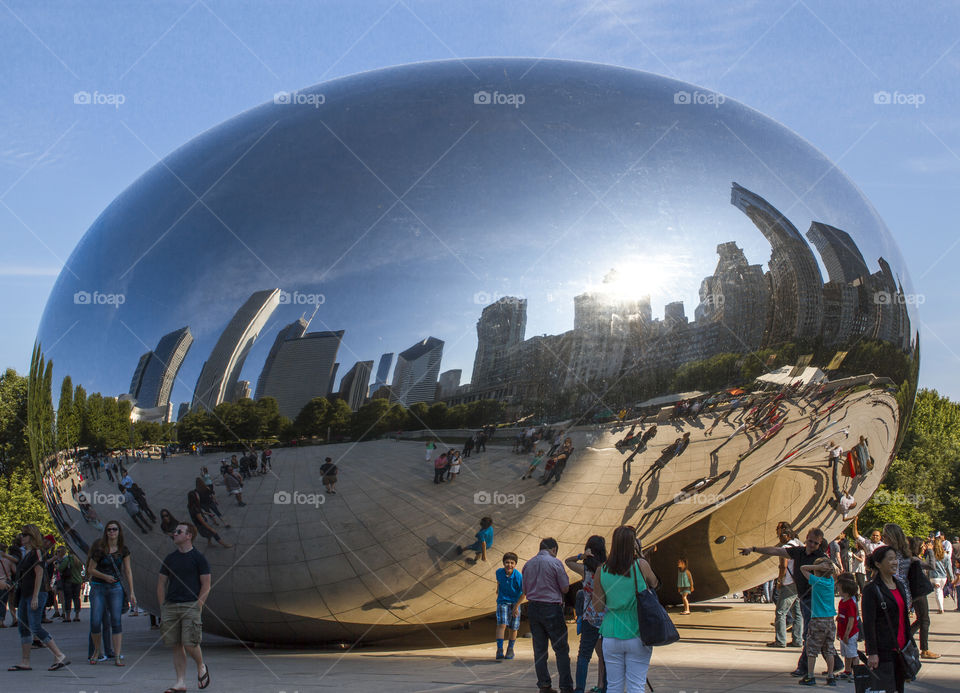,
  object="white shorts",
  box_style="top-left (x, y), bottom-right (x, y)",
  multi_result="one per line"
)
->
top-left (840, 637), bottom-right (858, 659)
